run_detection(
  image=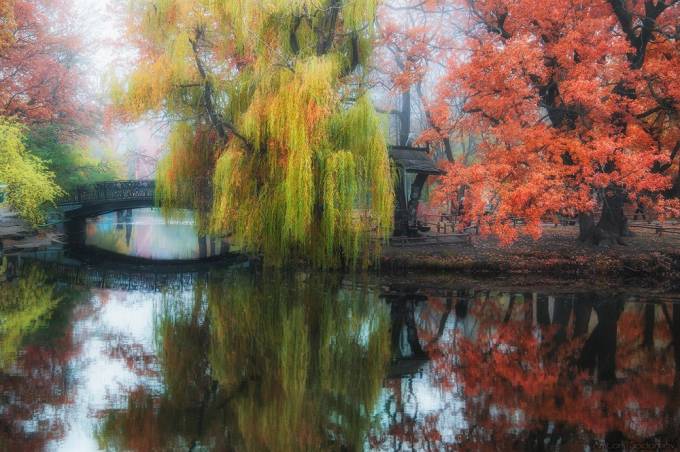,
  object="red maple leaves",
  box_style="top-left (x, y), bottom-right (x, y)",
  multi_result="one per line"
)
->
top-left (0, 0), bottom-right (88, 128)
top-left (428, 0), bottom-right (680, 242)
